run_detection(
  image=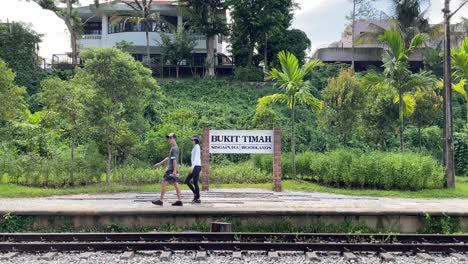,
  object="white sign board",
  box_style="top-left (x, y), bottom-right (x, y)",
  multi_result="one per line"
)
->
top-left (209, 130), bottom-right (274, 154)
